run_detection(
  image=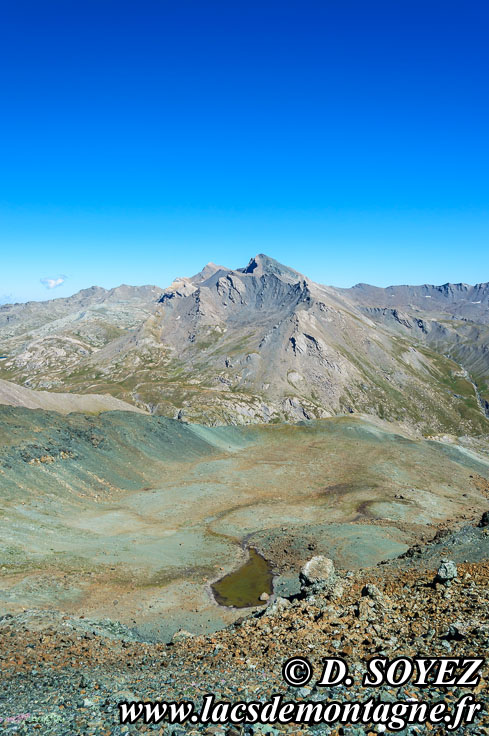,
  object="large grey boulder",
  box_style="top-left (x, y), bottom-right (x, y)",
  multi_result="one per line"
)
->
top-left (300, 556), bottom-right (335, 586)
top-left (436, 559), bottom-right (458, 584)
